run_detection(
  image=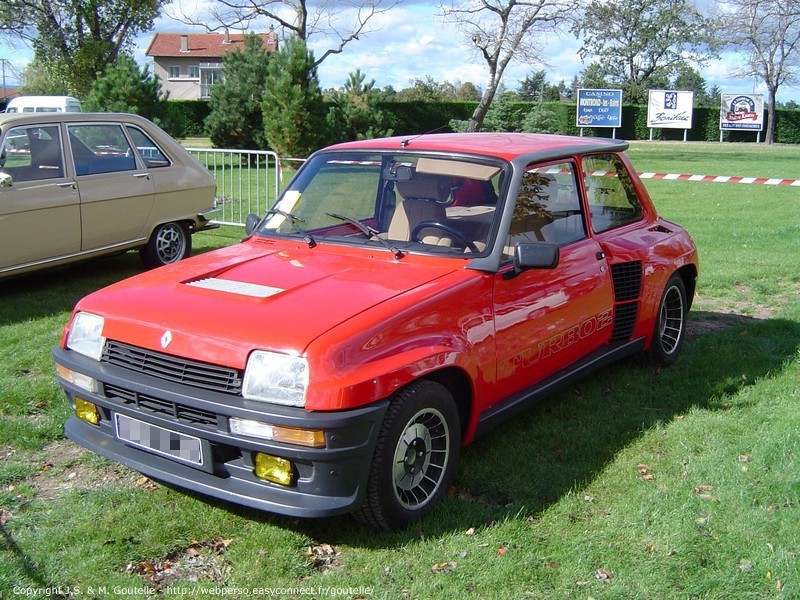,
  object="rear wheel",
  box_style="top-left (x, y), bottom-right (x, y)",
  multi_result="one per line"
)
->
top-left (140, 222), bottom-right (191, 269)
top-left (355, 380), bottom-right (461, 531)
top-left (647, 274), bottom-right (687, 366)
